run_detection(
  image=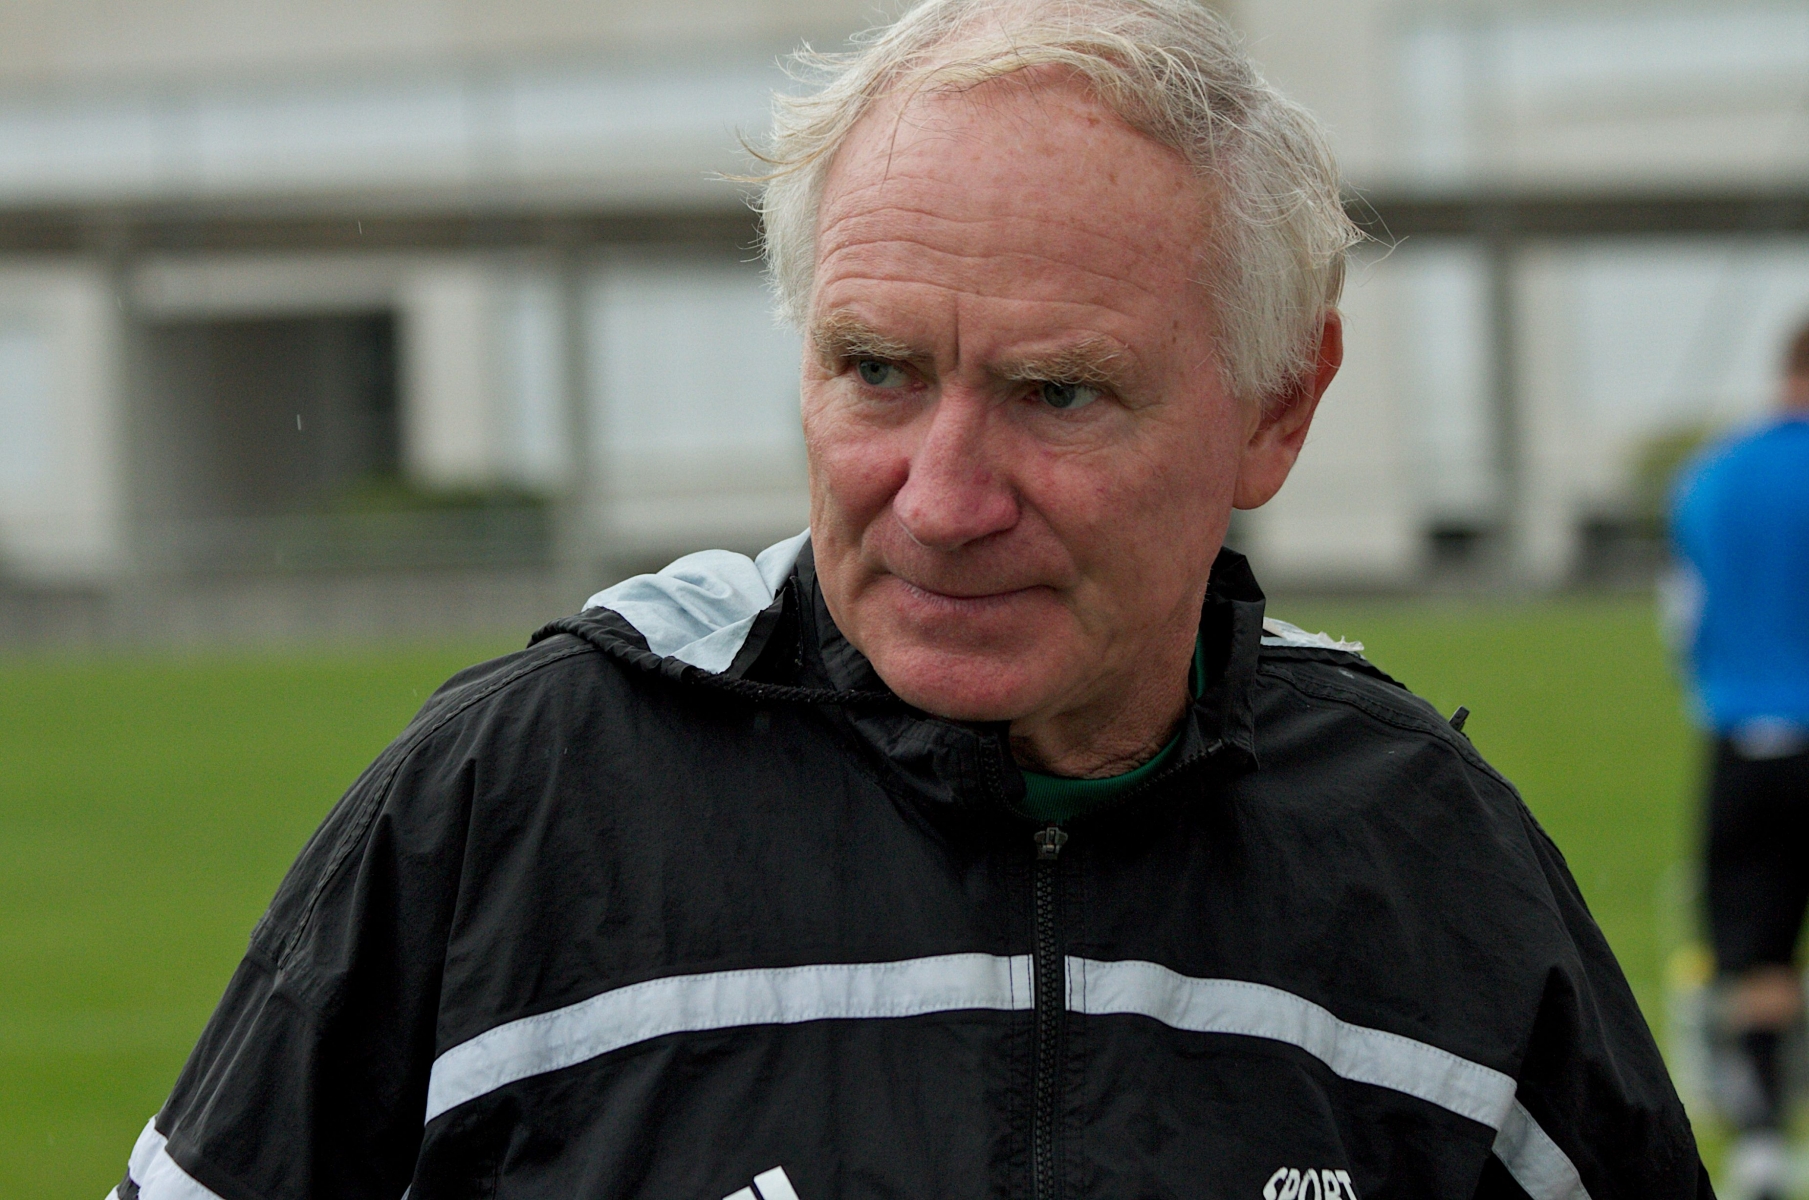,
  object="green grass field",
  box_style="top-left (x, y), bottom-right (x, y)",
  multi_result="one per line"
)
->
top-left (0, 600), bottom-right (1704, 1196)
